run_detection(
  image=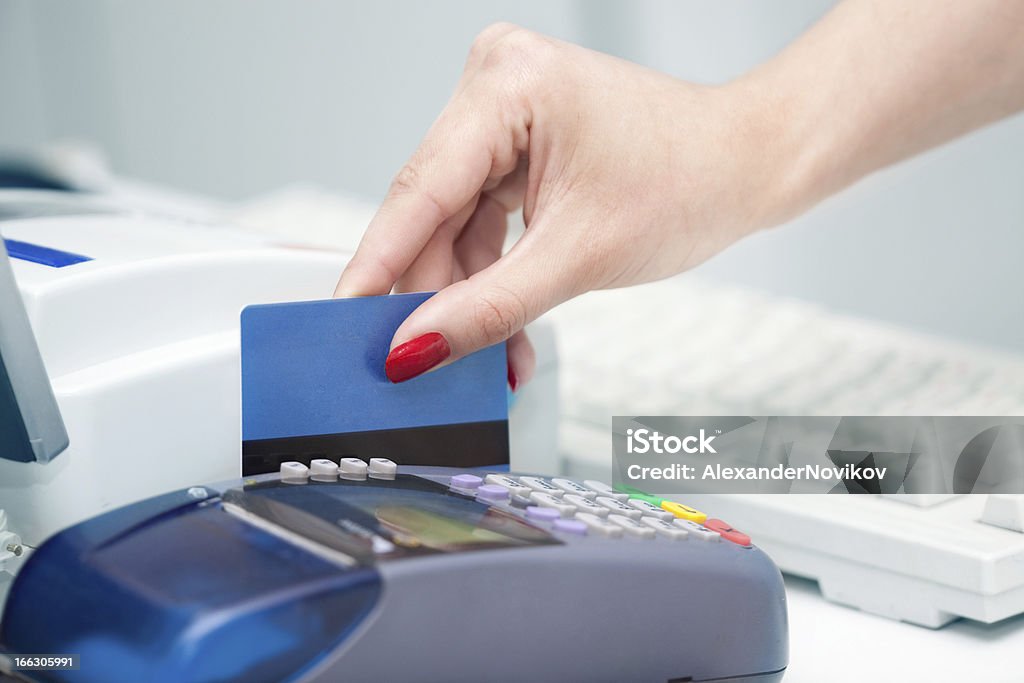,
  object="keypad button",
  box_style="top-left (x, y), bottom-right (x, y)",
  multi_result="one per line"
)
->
top-left (595, 497), bottom-right (642, 519)
top-left (450, 474), bottom-right (483, 491)
top-left (553, 518), bottom-right (588, 535)
top-left (619, 486), bottom-right (665, 506)
top-left (704, 519), bottom-right (752, 547)
top-left (520, 477), bottom-right (564, 497)
top-left (510, 493), bottom-right (533, 509)
top-left (339, 457), bottom-right (368, 479)
top-left (640, 517), bottom-right (689, 540)
top-left (526, 506), bottom-right (560, 522)
top-left (627, 499), bottom-right (674, 521)
top-left (564, 494), bottom-right (609, 517)
top-left (310, 458), bottom-right (339, 477)
top-left (279, 461), bottom-right (309, 479)
top-left (674, 518), bottom-right (720, 541)
top-left (476, 484), bottom-right (509, 502)
top-left (575, 512), bottom-right (624, 538)
top-left (367, 458), bottom-right (397, 479)
top-left (607, 515), bottom-right (656, 539)
top-left (485, 474), bottom-right (531, 497)
top-left (582, 480), bottom-right (629, 501)
top-left (529, 491), bottom-right (576, 518)
top-left (661, 501), bottom-right (708, 524)
top-left (551, 478), bottom-right (597, 498)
